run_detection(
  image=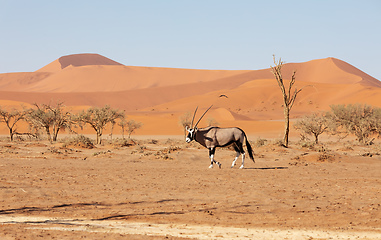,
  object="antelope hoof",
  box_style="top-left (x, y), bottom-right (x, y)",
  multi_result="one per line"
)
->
top-left (218, 163), bottom-right (221, 169)
top-left (209, 164), bottom-right (213, 169)
top-left (239, 165), bottom-right (244, 169)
